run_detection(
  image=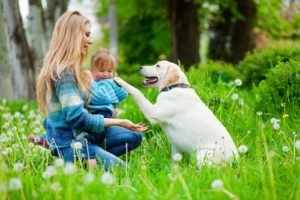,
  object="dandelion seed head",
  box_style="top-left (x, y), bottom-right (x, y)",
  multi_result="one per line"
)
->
top-left (22, 104), bottom-right (28, 111)
top-left (238, 145), bottom-right (248, 154)
top-left (270, 118), bottom-right (280, 124)
top-left (13, 162), bottom-right (24, 172)
top-left (101, 172), bottom-right (114, 186)
top-left (231, 93), bottom-right (239, 101)
top-left (234, 79), bottom-right (242, 86)
top-left (50, 182), bottom-right (62, 192)
top-left (211, 179), bottom-right (224, 190)
top-left (71, 141), bottom-right (83, 150)
top-left (14, 112), bottom-right (21, 118)
top-left (33, 128), bottom-right (40, 134)
top-left (54, 158), bottom-right (65, 167)
top-left (273, 123), bottom-right (280, 130)
top-left (282, 146), bottom-right (289, 152)
top-left (84, 172), bottom-right (95, 184)
top-left (8, 178), bottom-right (22, 191)
top-left (292, 131), bottom-right (297, 138)
top-left (295, 140), bottom-right (300, 150)
top-left (63, 163), bottom-right (76, 175)
top-left (256, 111), bottom-right (263, 116)
top-left (172, 153), bottom-right (183, 162)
